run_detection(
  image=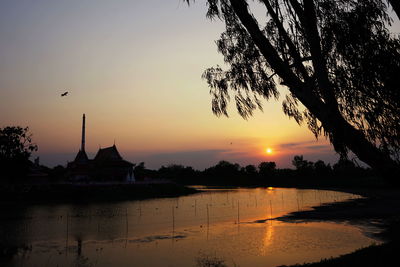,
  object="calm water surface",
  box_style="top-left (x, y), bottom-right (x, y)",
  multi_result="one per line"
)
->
top-left (1, 187), bottom-right (380, 267)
